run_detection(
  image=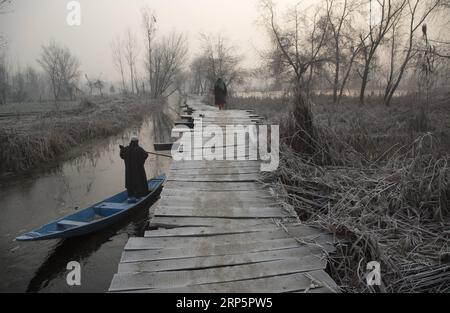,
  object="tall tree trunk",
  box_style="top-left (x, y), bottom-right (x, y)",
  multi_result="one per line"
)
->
top-left (333, 47), bottom-right (340, 104)
top-left (359, 65), bottom-right (370, 106)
